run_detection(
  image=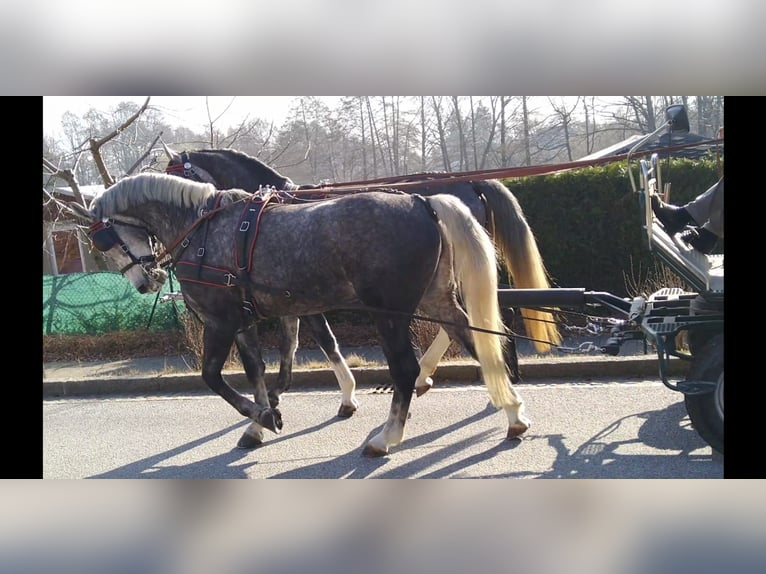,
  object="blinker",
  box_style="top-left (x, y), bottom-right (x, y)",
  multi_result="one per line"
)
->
top-left (87, 220), bottom-right (119, 252)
